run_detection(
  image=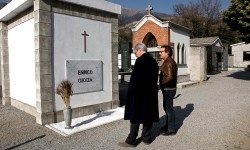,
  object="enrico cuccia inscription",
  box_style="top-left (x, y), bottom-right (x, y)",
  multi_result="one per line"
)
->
top-left (66, 60), bottom-right (102, 94)
top-left (78, 70), bottom-right (93, 83)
